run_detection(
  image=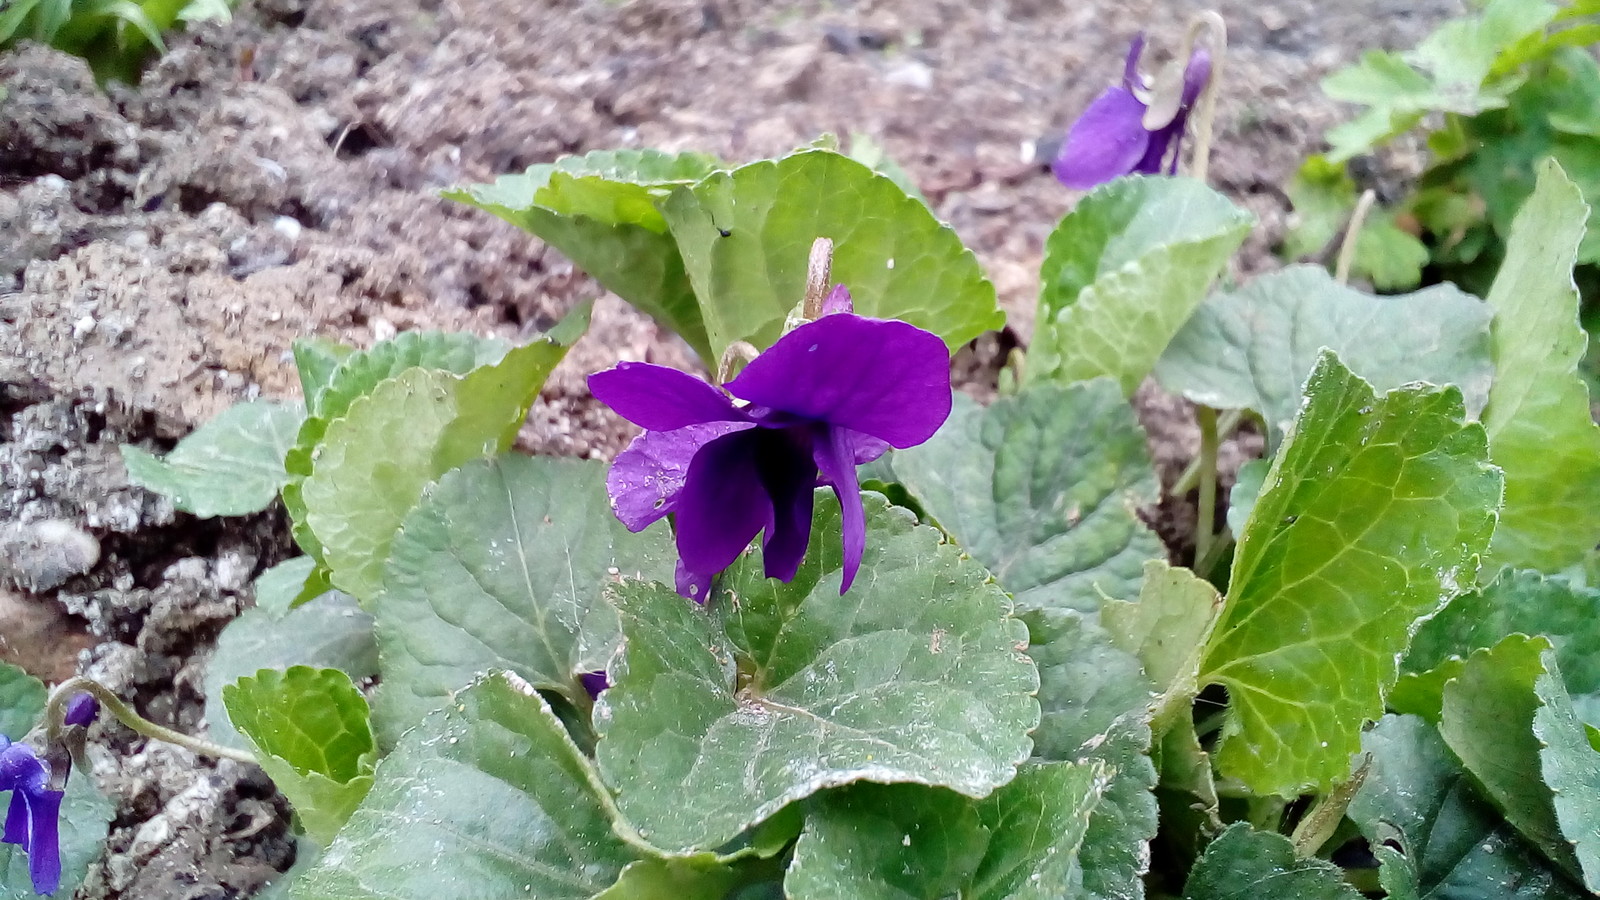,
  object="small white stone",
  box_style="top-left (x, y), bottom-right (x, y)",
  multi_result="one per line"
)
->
top-left (73, 316), bottom-right (97, 340)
